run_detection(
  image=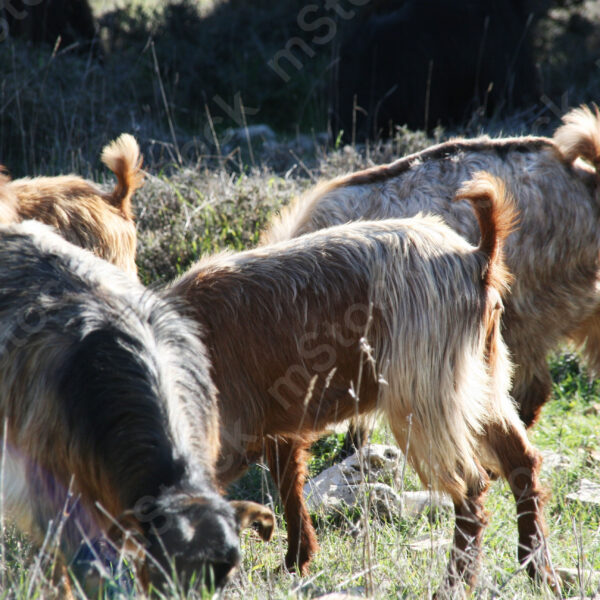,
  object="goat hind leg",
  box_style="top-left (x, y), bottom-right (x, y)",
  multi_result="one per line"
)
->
top-left (436, 472), bottom-right (489, 599)
top-left (487, 422), bottom-right (559, 591)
